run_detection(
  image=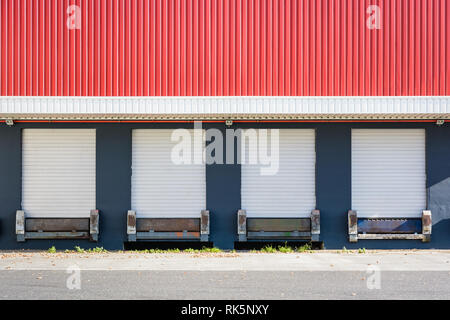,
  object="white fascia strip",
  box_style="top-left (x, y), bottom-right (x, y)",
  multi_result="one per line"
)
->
top-left (0, 96), bottom-right (449, 120)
